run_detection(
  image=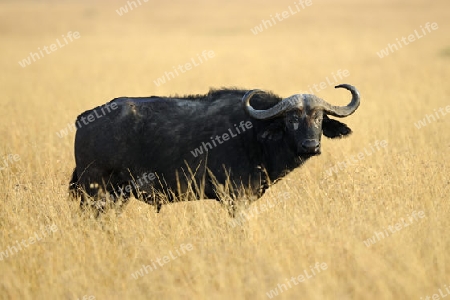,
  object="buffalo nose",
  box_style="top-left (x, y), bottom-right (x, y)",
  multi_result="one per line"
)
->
top-left (301, 139), bottom-right (320, 152)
